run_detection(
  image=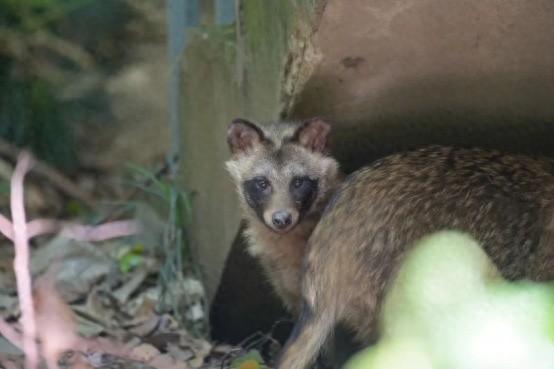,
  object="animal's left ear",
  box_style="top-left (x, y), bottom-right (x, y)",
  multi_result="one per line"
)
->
top-left (292, 118), bottom-right (331, 153)
top-left (227, 118), bottom-right (265, 156)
